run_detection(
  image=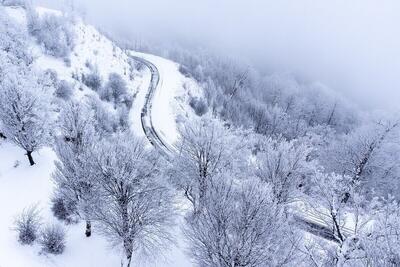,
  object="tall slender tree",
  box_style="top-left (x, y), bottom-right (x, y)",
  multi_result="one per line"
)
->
top-left (53, 101), bottom-right (97, 236)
